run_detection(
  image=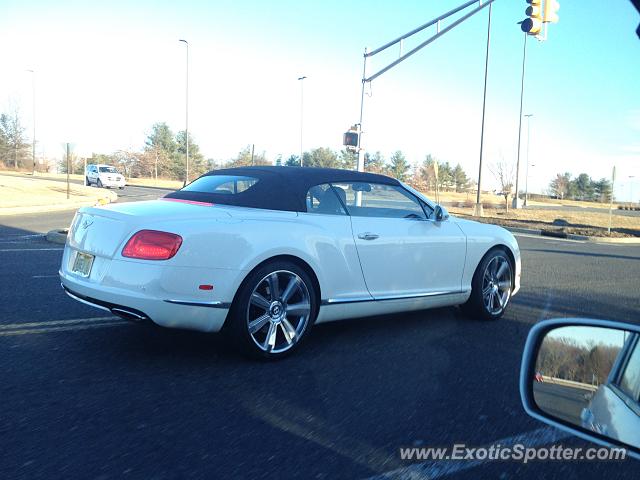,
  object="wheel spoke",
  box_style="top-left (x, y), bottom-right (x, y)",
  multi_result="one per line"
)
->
top-left (482, 284), bottom-right (492, 297)
top-left (262, 322), bottom-right (278, 352)
top-left (267, 273), bottom-right (280, 299)
top-left (495, 260), bottom-right (508, 280)
top-left (281, 276), bottom-right (299, 303)
top-left (247, 269), bottom-right (312, 354)
top-left (251, 292), bottom-right (270, 311)
top-left (498, 280), bottom-right (511, 290)
top-left (489, 291), bottom-right (497, 311)
top-left (496, 292), bottom-right (505, 309)
top-left (286, 302), bottom-right (310, 317)
top-left (248, 314), bottom-right (271, 334)
top-left (280, 318), bottom-right (297, 344)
